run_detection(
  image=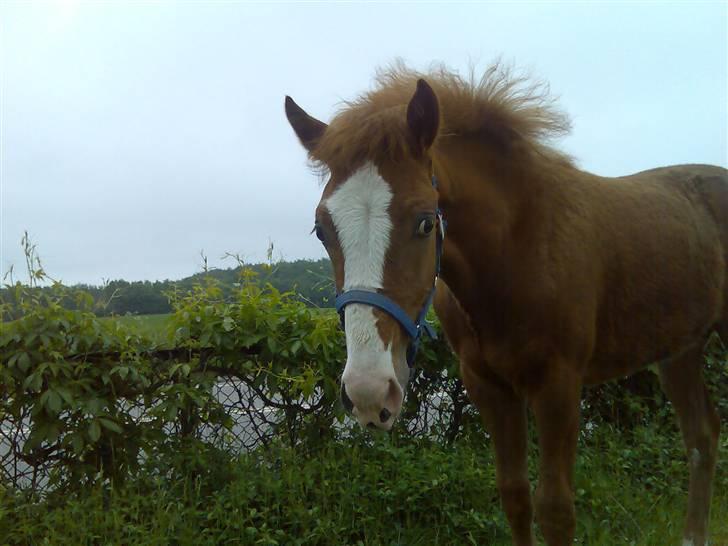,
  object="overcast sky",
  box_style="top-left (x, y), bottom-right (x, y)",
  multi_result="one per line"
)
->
top-left (1, 1), bottom-right (726, 285)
